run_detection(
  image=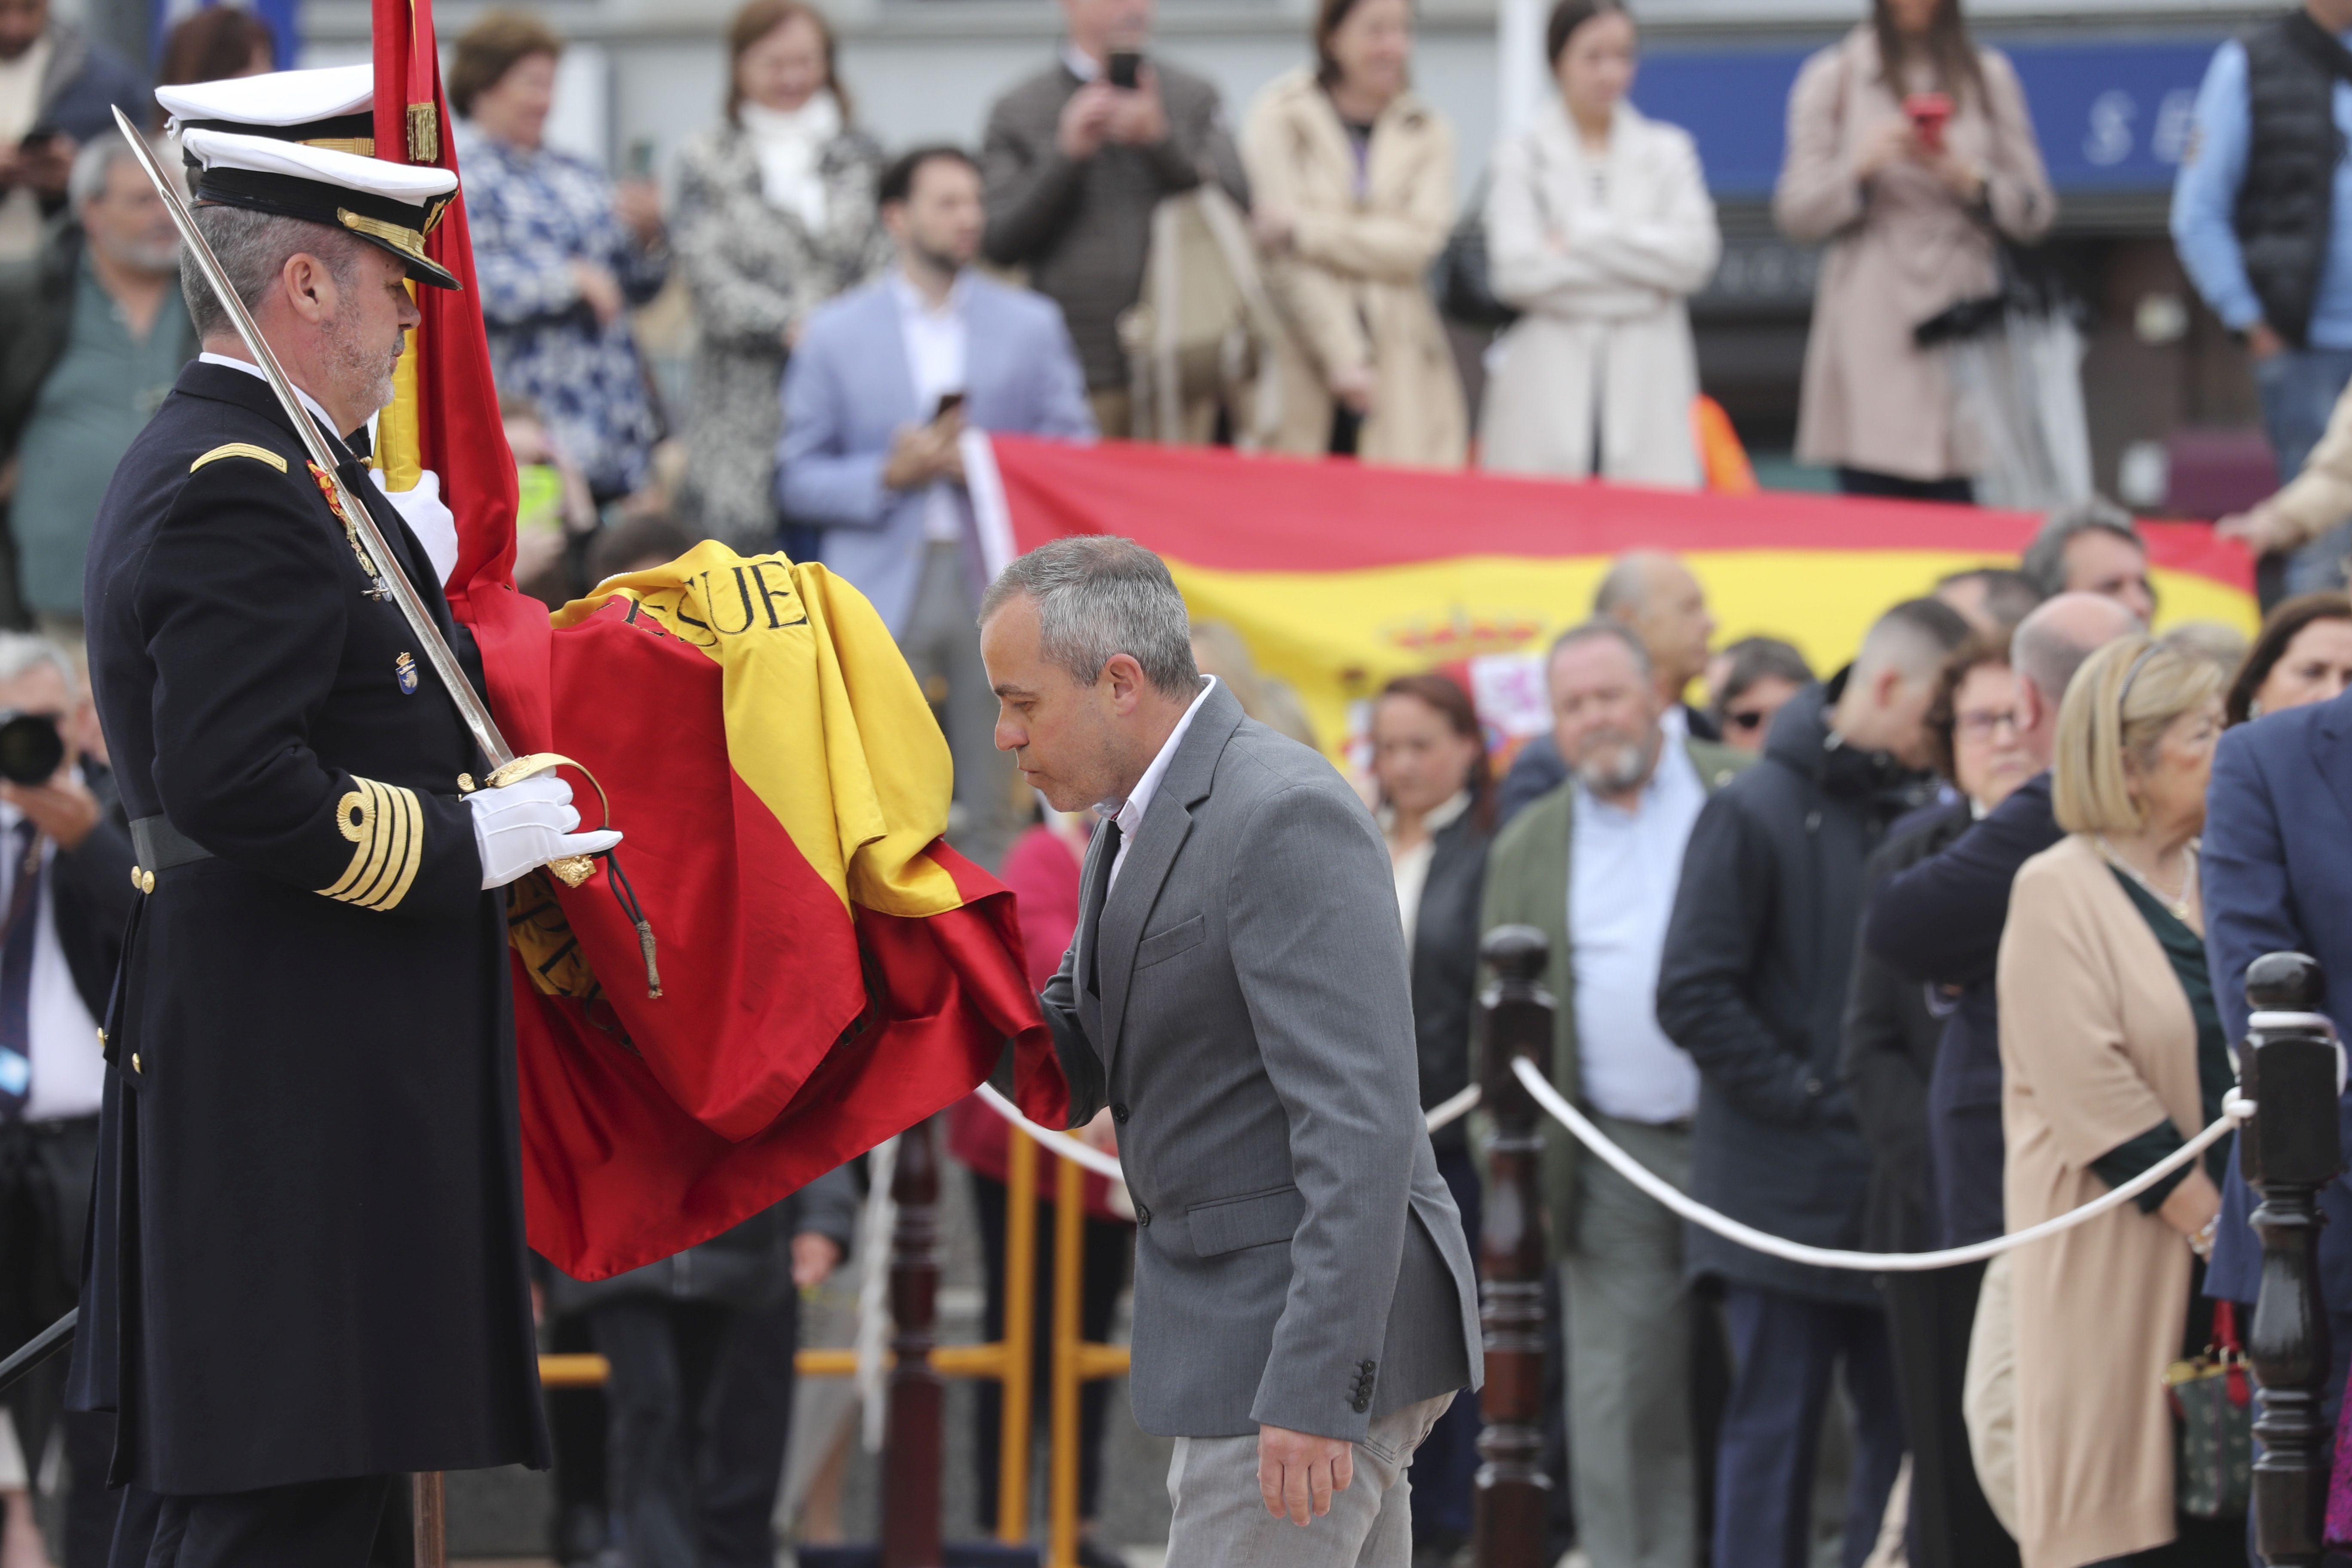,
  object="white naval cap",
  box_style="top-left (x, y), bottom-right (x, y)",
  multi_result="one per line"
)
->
top-left (157, 63), bottom-right (375, 140)
top-left (165, 70), bottom-right (462, 291)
